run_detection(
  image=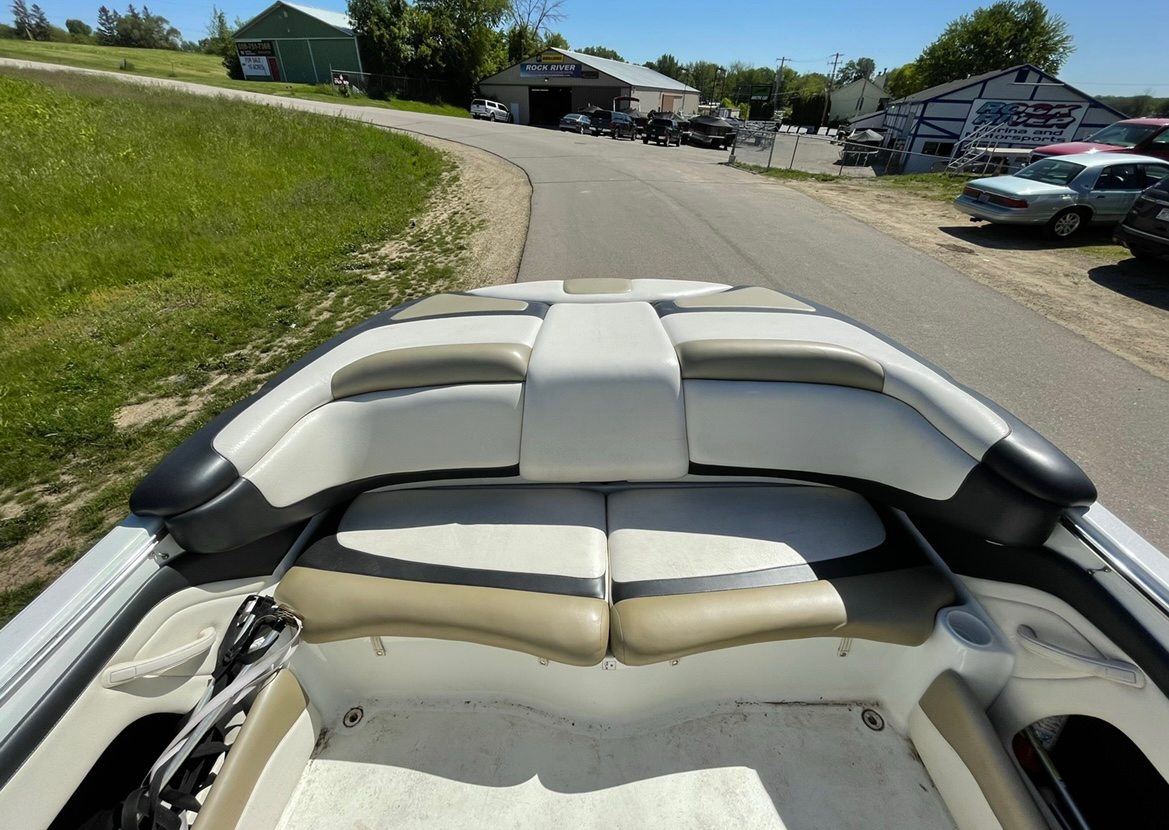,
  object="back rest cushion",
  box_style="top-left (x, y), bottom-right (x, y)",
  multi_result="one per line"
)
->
top-left (685, 380), bottom-right (975, 499)
top-left (520, 302), bottom-right (688, 482)
top-left (245, 384), bottom-right (525, 508)
top-left (213, 315), bottom-right (542, 473)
